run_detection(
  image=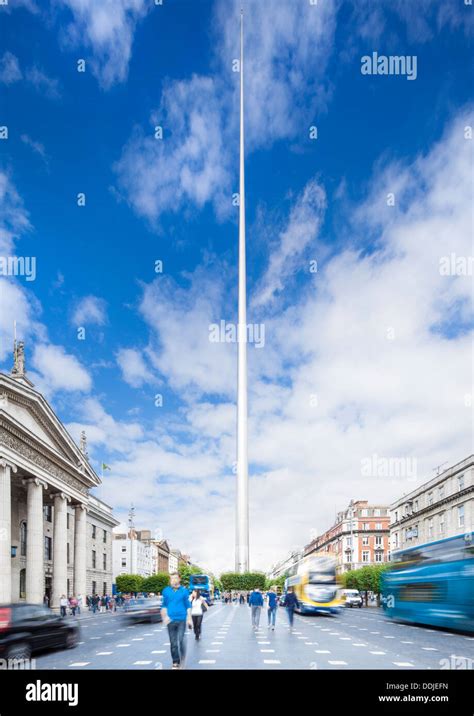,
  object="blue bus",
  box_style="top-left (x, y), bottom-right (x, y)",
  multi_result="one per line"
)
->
top-left (382, 533), bottom-right (474, 633)
top-left (189, 574), bottom-right (214, 605)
